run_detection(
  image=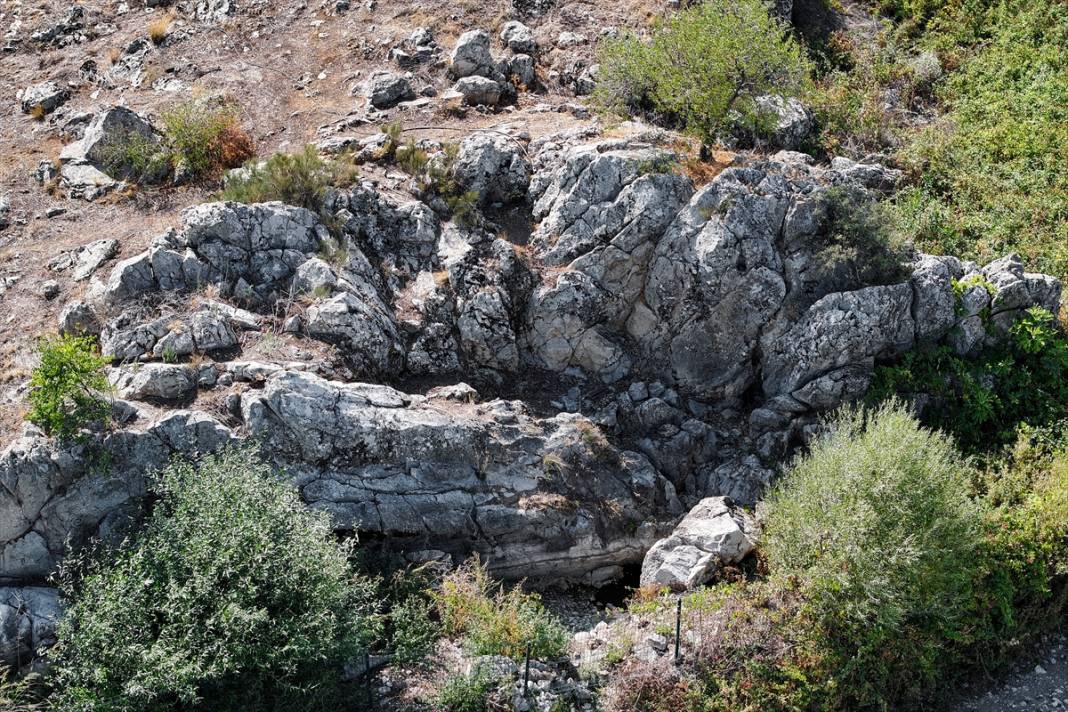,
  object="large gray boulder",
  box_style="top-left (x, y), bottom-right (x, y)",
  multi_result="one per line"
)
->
top-left (453, 133), bottom-right (530, 205)
top-left (500, 21), bottom-right (536, 54)
top-left (453, 76), bottom-right (505, 106)
top-left (19, 80), bottom-right (69, 115)
top-left (640, 497), bottom-right (756, 590)
top-left (59, 106), bottom-right (166, 198)
top-left (450, 29), bottom-right (496, 78)
top-left (305, 292), bottom-right (404, 377)
top-left (362, 71), bottom-right (415, 109)
top-left (110, 363), bottom-right (197, 401)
